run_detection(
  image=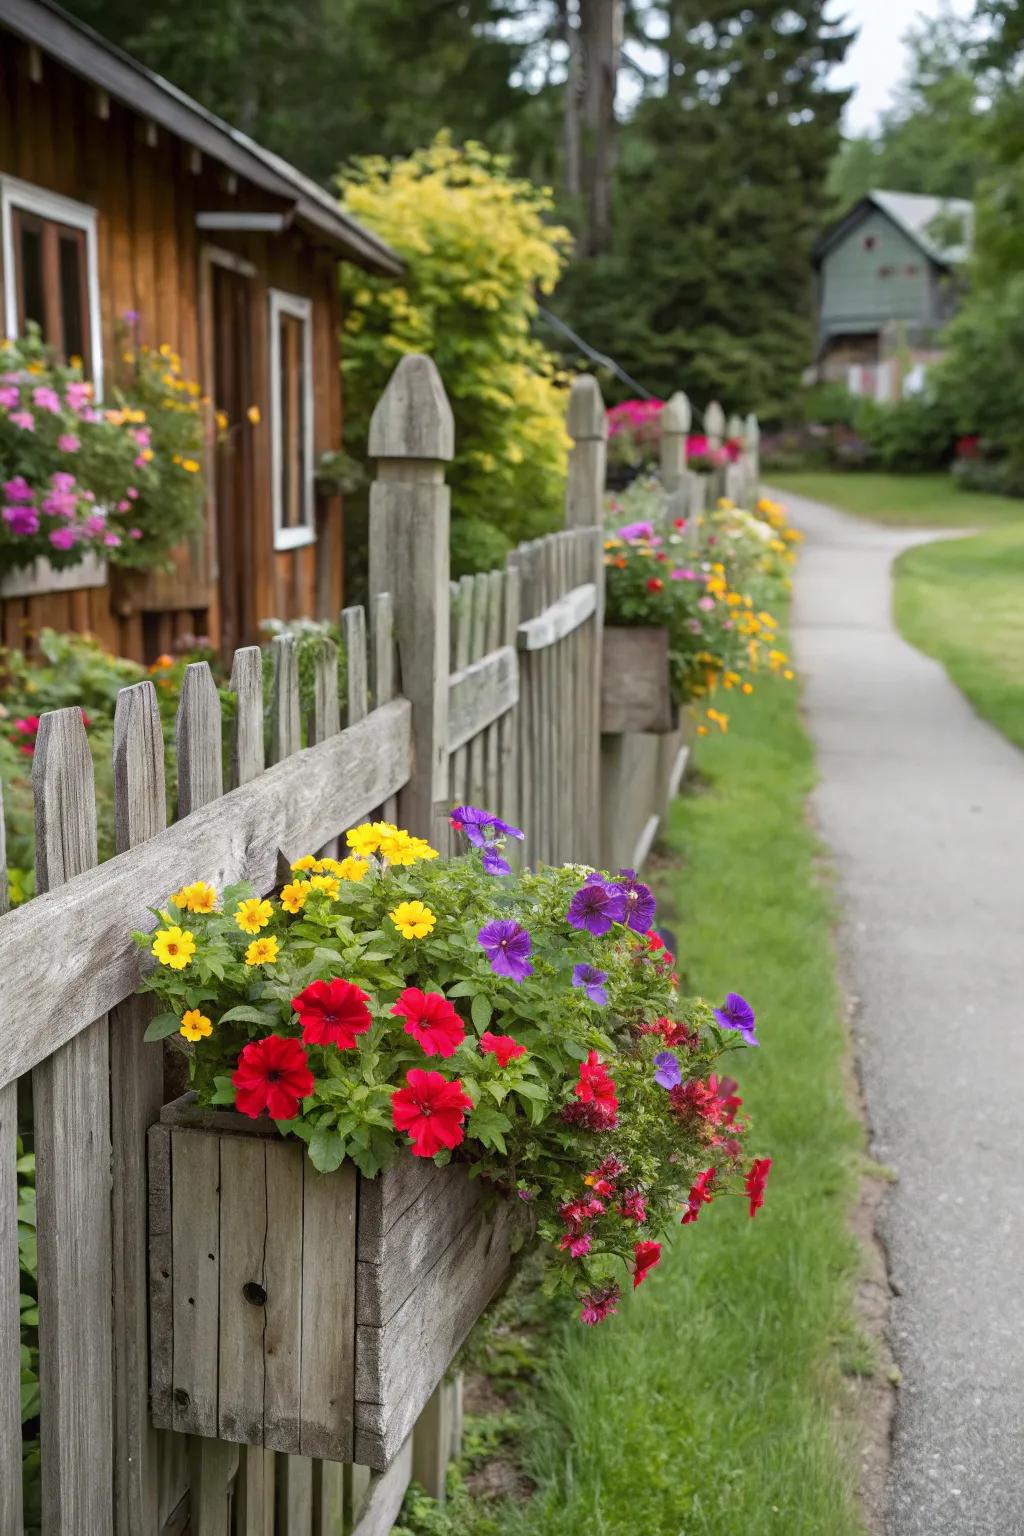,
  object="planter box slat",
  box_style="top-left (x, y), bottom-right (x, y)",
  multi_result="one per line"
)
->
top-left (356, 1163), bottom-right (483, 1327)
top-left (149, 1098), bottom-right (517, 1471)
top-left (353, 1197), bottom-right (518, 1468)
top-left (600, 627), bottom-right (674, 734)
